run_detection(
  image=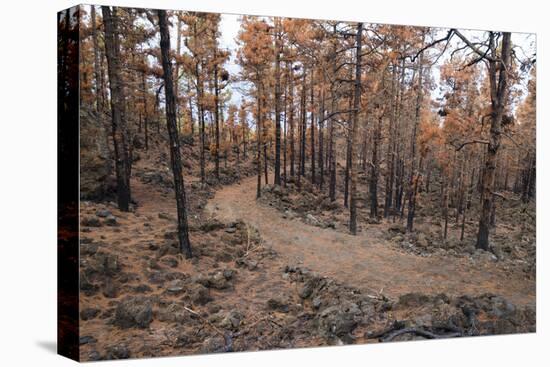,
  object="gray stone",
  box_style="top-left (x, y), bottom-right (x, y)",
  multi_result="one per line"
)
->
top-left (114, 297), bottom-right (153, 329)
top-left (80, 307), bottom-right (100, 321)
top-left (82, 216), bottom-right (101, 227)
top-left (220, 310), bottom-right (243, 330)
top-left (104, 215), bottom-right (118, 226)
top-left (267, 297), bottom-right (290, 313)
top-left (166, 279), bottom-right (186, 294)
top-left (105, 344), bottom-right (130, 360)
top-left (80, 336), bottom-right (97, 345)
top-left (209, 271), bottom-right (229, 289)
top-left (95, 209), bottom-right (112, 218)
